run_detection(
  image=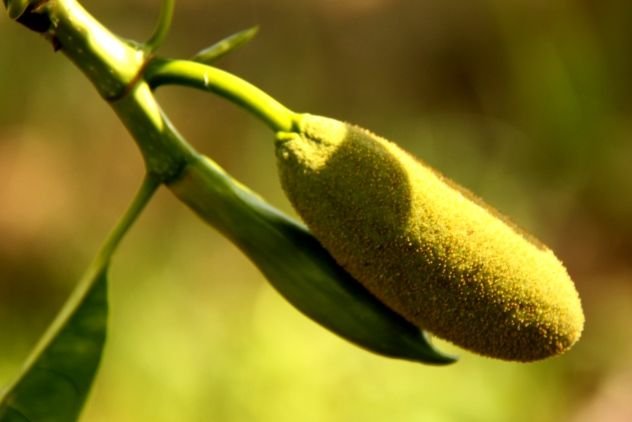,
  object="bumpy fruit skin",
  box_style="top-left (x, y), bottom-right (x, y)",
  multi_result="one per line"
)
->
top-left (276, 114), bottom-right (584, 362)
